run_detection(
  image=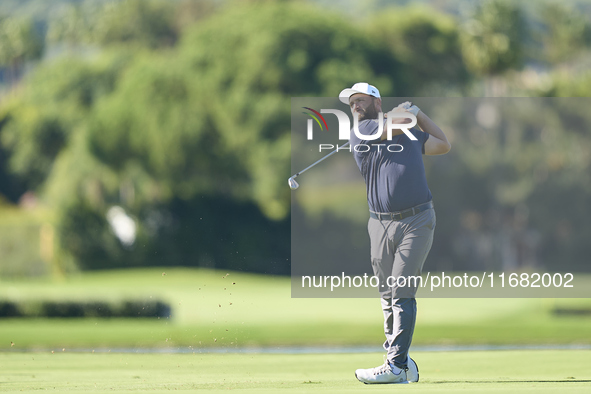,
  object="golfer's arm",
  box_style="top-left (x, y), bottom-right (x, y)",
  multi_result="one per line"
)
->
top-left (417, 111), bottom-right (451, 155)
top-left (378, 117), bottom-right (406, 141)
